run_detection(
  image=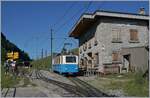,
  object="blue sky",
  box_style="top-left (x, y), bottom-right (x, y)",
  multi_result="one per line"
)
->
top-left (1, 1), bottom-right (149, 59)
